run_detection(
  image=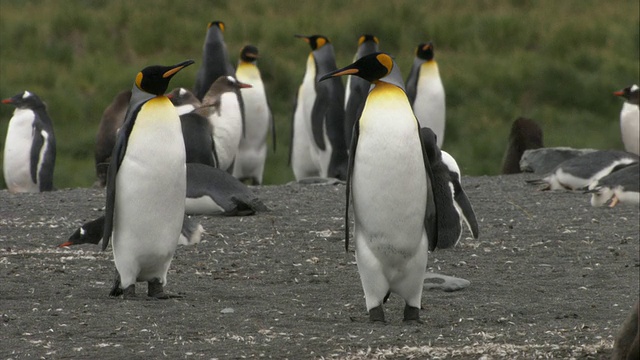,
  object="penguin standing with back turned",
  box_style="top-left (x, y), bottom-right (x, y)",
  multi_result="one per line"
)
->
top-left (2, 91), bottom-right (56, 193)
top-left (406, 42), bottom-right (446, 148)
top-left (102, 59), bottom-right (194, 299)
top-left (291, 34), bottom-right (348, 181)
top-left (321, 52), bottom-right (457, 323)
